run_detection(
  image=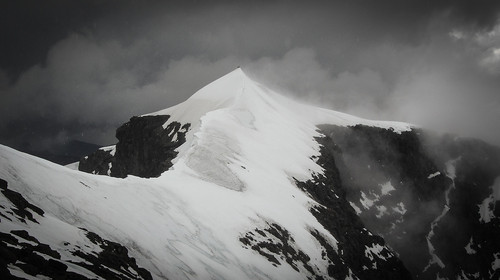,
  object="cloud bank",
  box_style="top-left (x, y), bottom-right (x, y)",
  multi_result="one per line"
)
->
top-left (1, 0), bottom-right (500, 152)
